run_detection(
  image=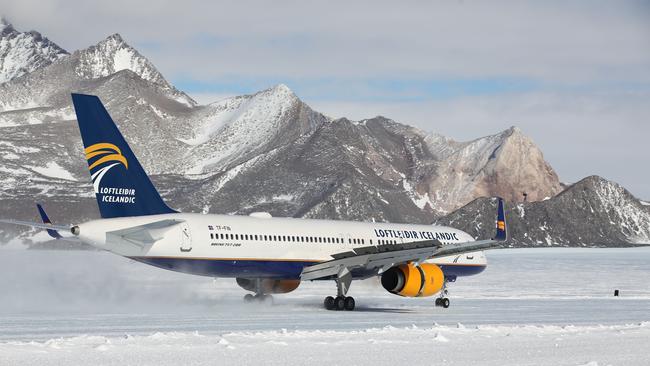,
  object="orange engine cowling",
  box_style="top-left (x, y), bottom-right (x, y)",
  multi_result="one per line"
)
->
top-left (380, 263), bottom-right (445, 297)
top-left (236, 278), bottom-right (301, 294)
